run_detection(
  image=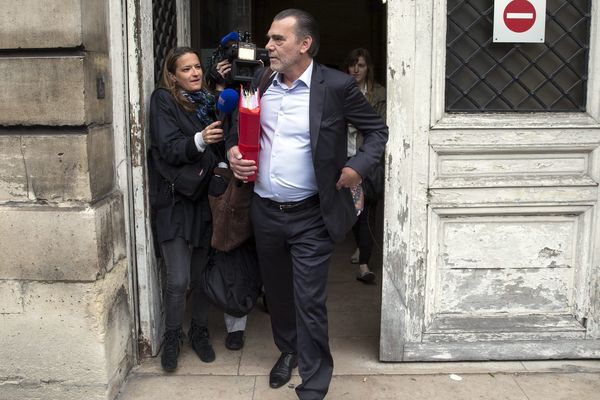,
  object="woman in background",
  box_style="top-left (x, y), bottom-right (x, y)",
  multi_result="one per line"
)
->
top-left (343, 48), bottom-right (386, 284)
